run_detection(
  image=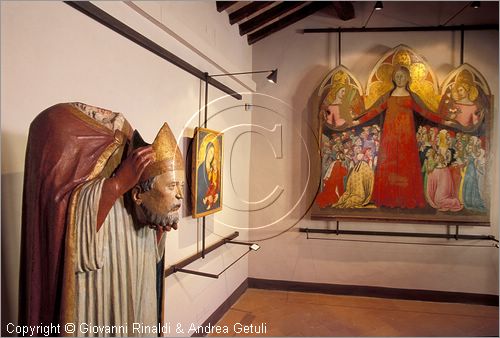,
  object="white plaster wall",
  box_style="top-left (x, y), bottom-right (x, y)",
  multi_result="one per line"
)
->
top-left (250, 16), bottom-right (499, 295)
top-left (1, 1), bottom-right (253, 334)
